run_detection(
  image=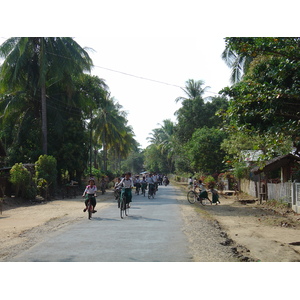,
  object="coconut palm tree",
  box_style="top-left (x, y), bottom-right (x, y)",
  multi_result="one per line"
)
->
top-left (0, 37), bottom-right (93, 154)
top-left (175, 79), bottom-right (210, 103)
top-left (92, 92), bottom-right (132, 172)
top-left (221, 43), bottom-right (253, 84)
